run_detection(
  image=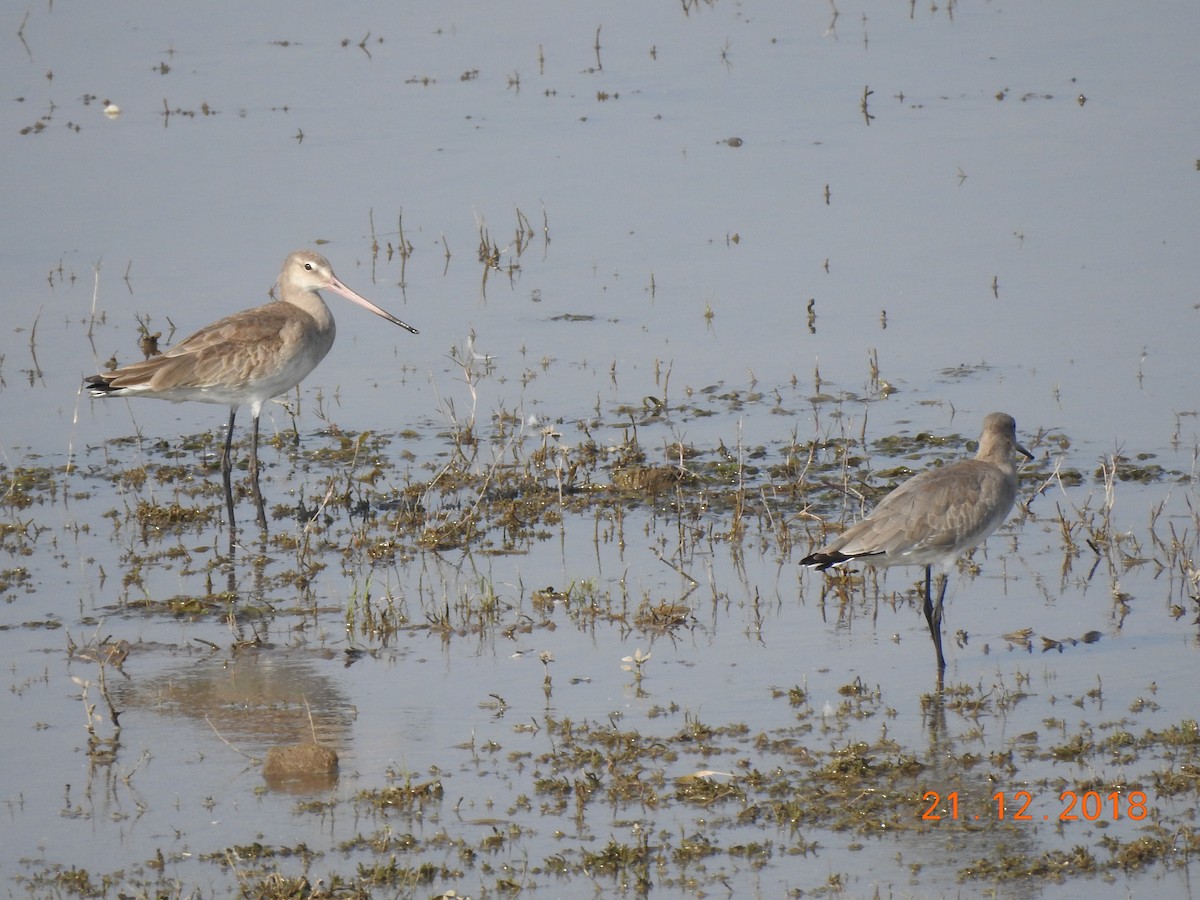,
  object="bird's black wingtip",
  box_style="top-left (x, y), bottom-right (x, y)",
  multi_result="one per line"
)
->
top-left (84, 374), bottom-right (118, 396)
top-left (801, 550), bottom-right (884, 571)
top-left (800, 552), bottom-right (846, 571)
